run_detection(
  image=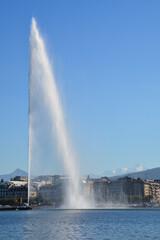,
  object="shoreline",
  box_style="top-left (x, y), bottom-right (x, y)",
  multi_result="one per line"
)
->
top-left (0, 206), bottom-right (32, 211)
top-left (1, 205), bottom-right (160, 211)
